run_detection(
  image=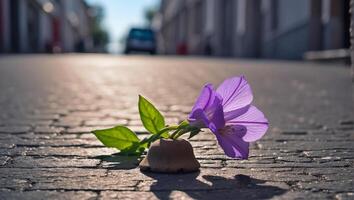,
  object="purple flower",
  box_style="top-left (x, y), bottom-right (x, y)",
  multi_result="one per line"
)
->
top-left (188, 76), bottom-right (268, 159)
